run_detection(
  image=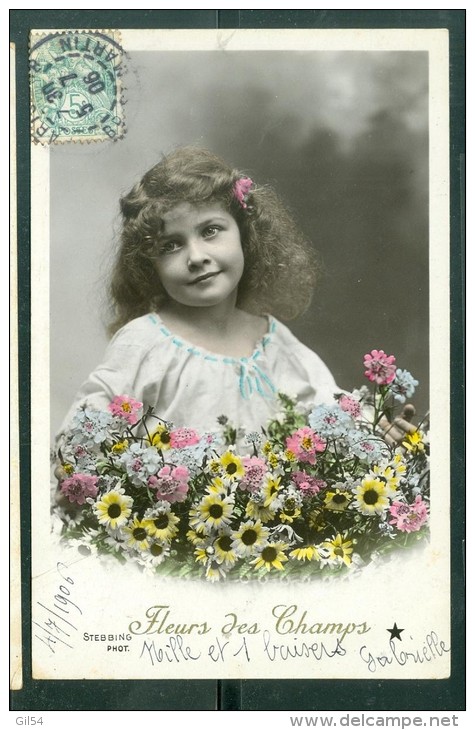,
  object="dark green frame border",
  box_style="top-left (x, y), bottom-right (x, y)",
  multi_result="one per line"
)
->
top-left (10, 9), bottom-right (465, 712)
